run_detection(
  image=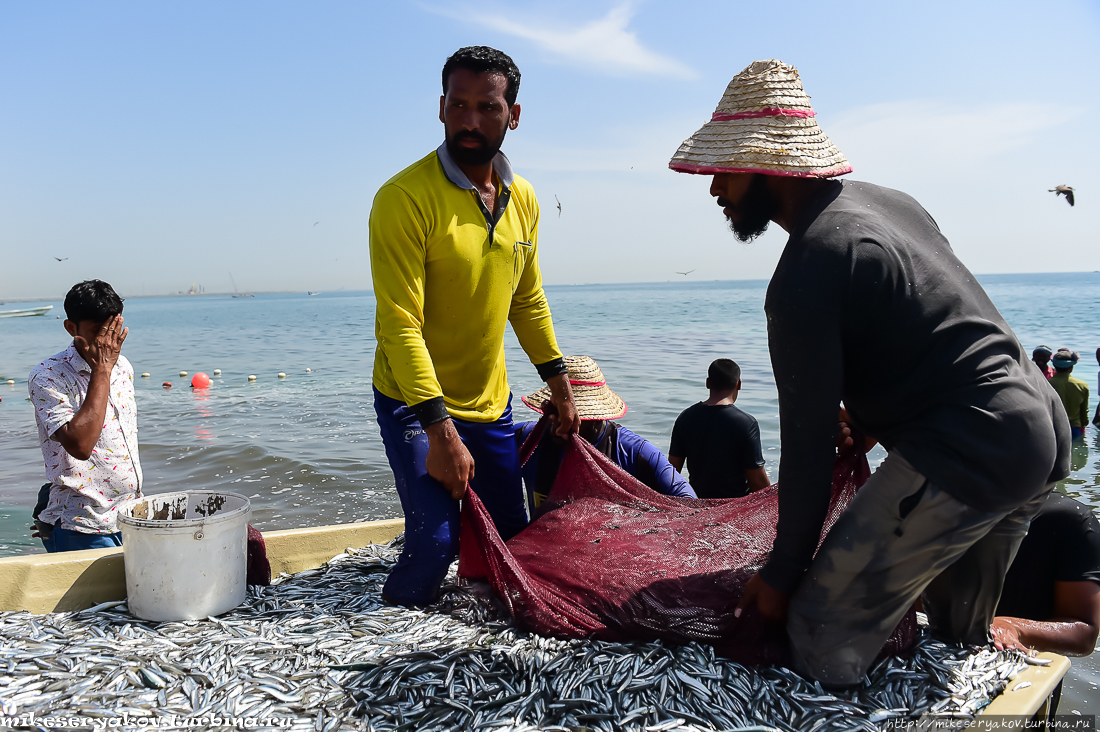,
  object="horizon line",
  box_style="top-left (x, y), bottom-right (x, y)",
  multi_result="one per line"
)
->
top-left (2, 269), bottom-right (1098, 303)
